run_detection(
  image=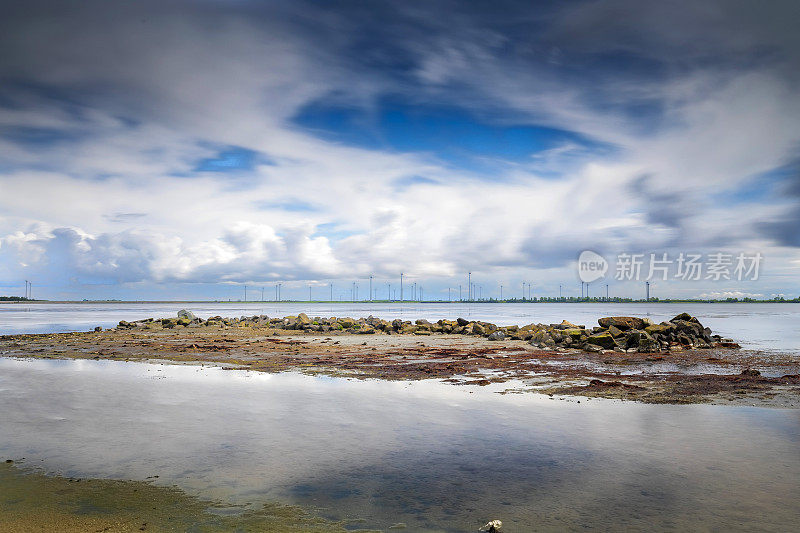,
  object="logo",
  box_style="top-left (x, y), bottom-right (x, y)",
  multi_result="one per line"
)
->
top-left (578, 250), bottom-right (608, 283)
